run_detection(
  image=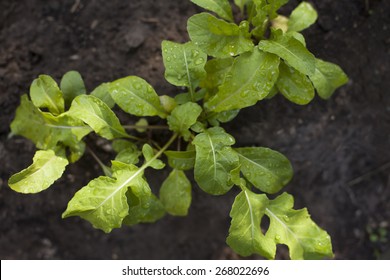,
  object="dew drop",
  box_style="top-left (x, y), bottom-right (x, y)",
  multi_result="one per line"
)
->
top-left (192, 49), bottom-right (199, 57)
top-left (195, 57), bottom-right (204, 65)
top-left (283, 215), bottom-right (290, 222)
top-left (166, 56), bottom-right (172, 62)
top-left (134, 83), bottom-right (142, 90)
top-left (240, 90), bottom-right (250, 98)
top-left (275, 235), bottom-right (281, 241)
